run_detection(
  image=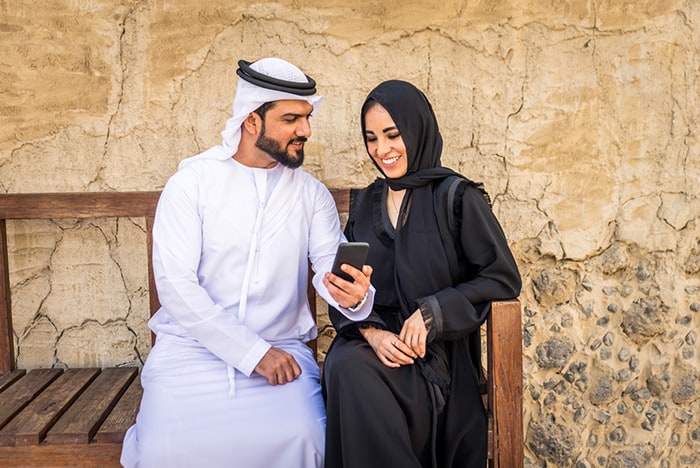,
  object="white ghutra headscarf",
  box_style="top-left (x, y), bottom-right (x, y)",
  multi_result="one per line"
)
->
top-left (179, 57), bottom-right (323, 169)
